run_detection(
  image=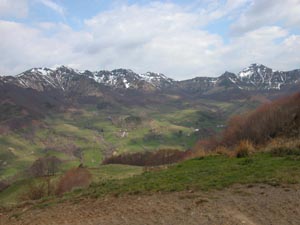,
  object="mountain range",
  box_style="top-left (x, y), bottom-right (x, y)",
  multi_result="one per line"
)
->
top-left (1, 63), bottom-right (300, 94)
top-left (0, 63), bottom-right (299, 132)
